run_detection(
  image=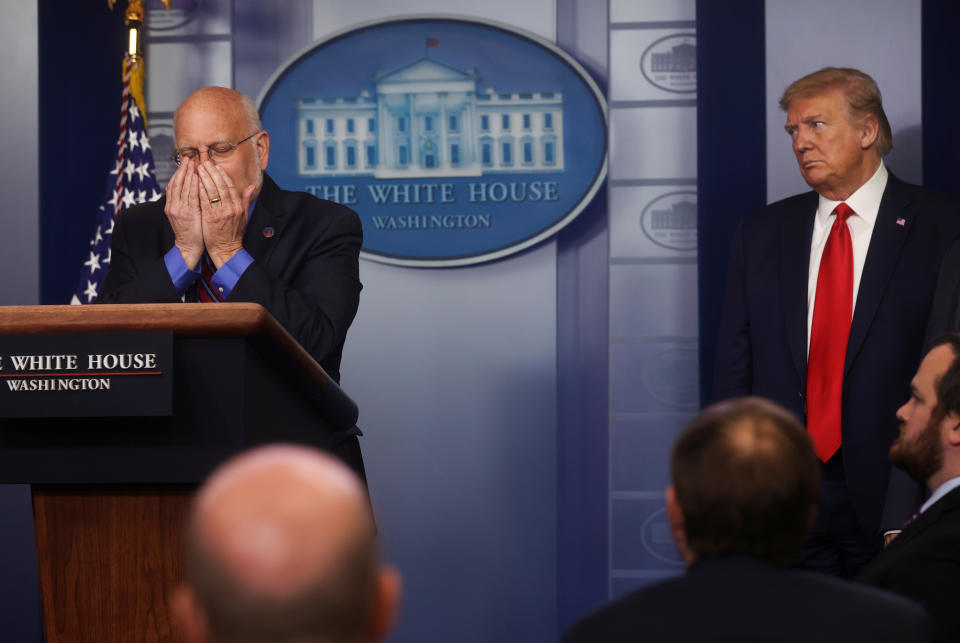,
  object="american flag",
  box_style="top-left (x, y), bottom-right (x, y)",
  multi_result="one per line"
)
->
top-left (71, 54), bottom-right (162, 305)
